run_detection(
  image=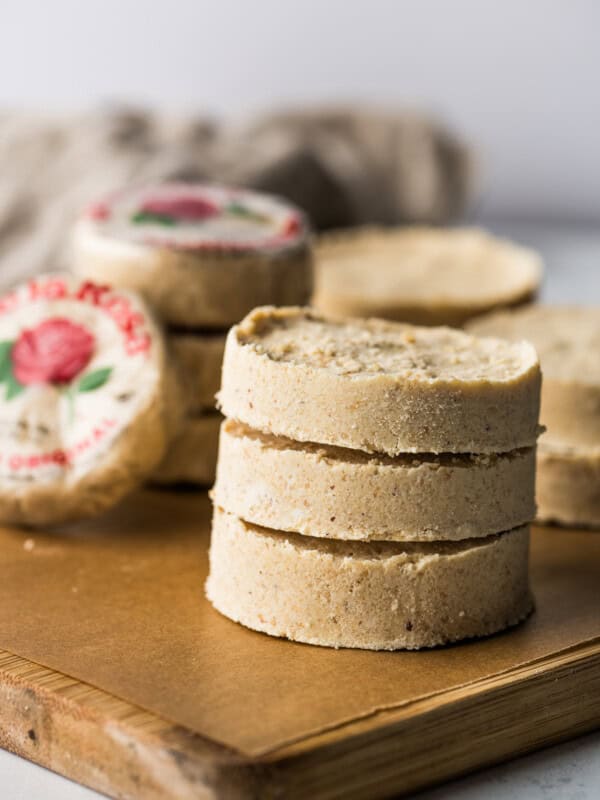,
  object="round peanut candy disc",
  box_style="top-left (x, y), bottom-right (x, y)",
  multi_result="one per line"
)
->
top-left (536, 438), bottom-right (600, 528)
top-left (207, 509), bottom-right (533, 650)
top-left (72, 183), bottom-right (313, 327)
top-left (213, 420), bottom-right (536, 541)
top-left (0, 274), bottom-right (169, 526)
top-left (218, 306), bottom-right (541, 455)
top-left (468, 305), bottom-right (600, 448)
top-left (314, 226), bottom-right (542, 326)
